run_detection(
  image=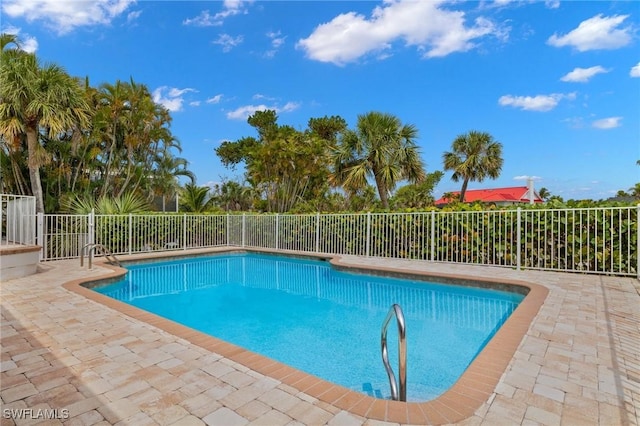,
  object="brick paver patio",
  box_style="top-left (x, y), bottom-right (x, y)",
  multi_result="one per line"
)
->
top-left (1, 250), bottom-right (638, 425)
